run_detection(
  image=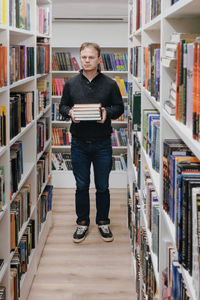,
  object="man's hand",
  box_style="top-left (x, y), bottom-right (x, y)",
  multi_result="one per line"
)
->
top-left (97, 107), bottom-right (107, 124)
top-left (69, 108), bottom-right (80, 123)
